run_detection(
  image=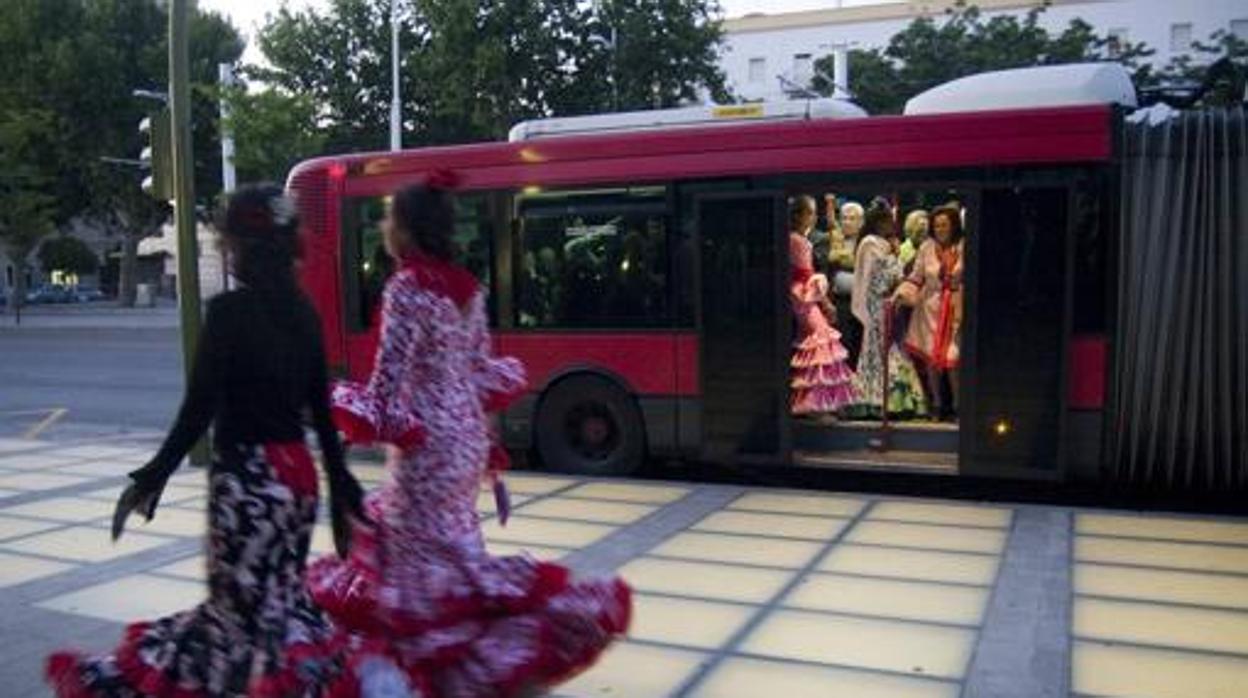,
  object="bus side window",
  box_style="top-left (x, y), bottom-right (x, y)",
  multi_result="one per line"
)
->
top-left (514, 187), bottom-right (669, 329)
